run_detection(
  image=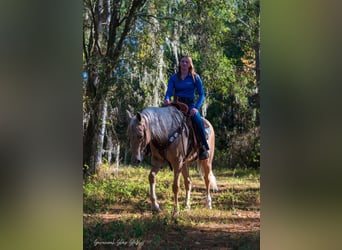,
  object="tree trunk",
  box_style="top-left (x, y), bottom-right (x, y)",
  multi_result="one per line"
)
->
top-left (106, 130), bottom-right (113, 164)
top-left (83, 96), bottom-right (108, 175)
top-left (115, 143), bottom-right (120, 172)
top-left (124, 147), bottom-right (128, 165)
top-left (93, 97), bottom-right (107, 174)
